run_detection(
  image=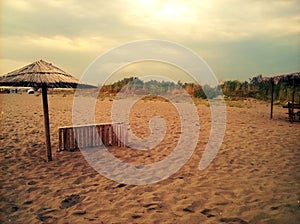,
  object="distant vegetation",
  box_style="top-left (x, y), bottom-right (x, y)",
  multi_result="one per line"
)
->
top-left (222, 75), bottom-right (299, 103)
top-left (98, 75), bottom-right (299, 104)
top-left (4, 74), bottom-right (297, 104)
